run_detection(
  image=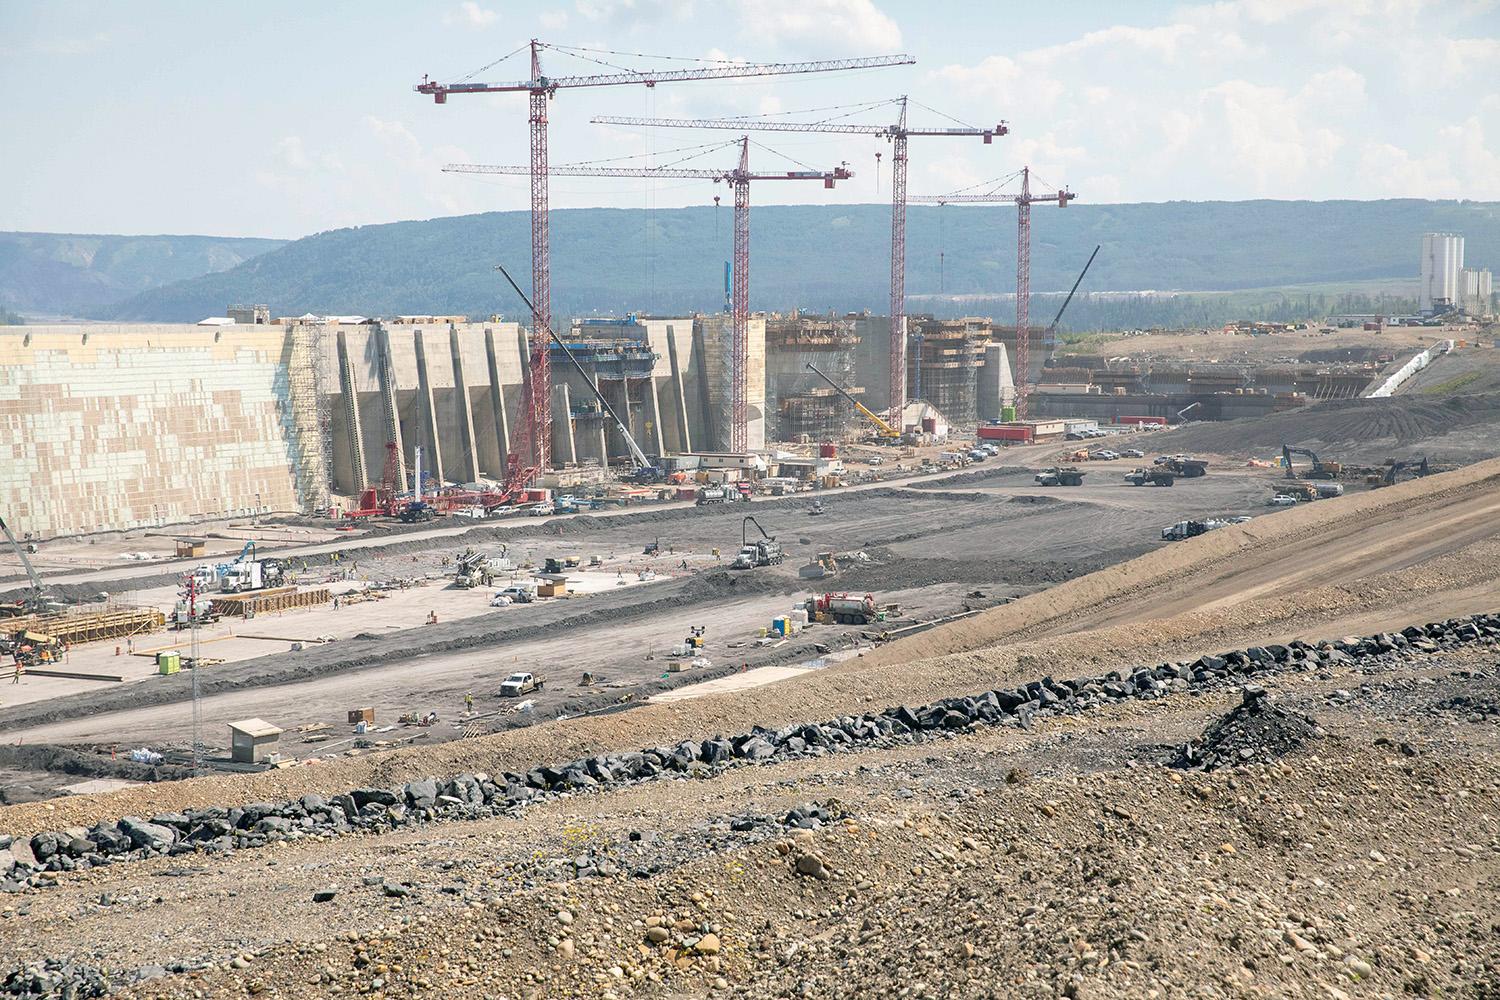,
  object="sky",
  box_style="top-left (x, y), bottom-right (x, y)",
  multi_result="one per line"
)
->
top-left (2, 0), bottom-right (1498, 239)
